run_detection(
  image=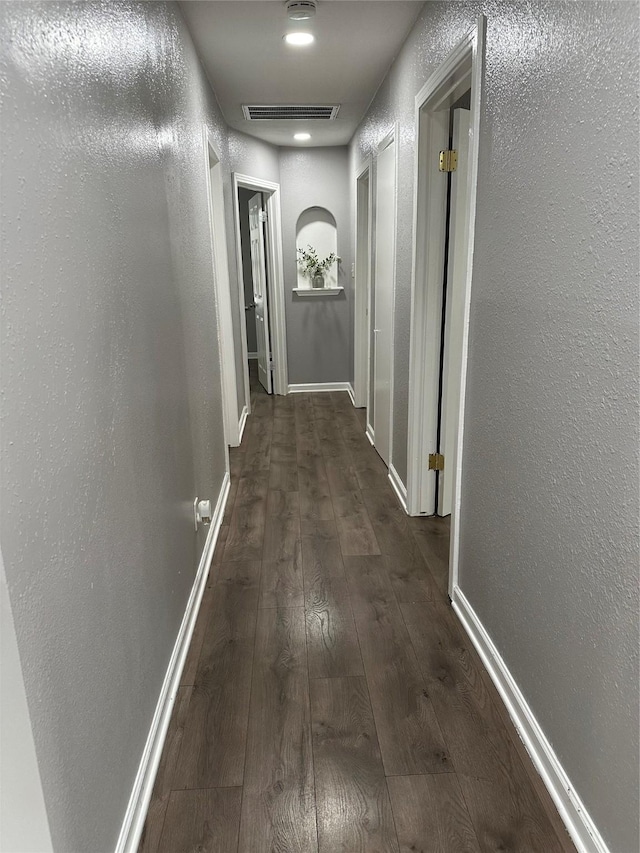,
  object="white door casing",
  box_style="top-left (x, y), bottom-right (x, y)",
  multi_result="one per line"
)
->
top-left (248, 192), bottom-right (272, 394)
top-left (439, 107), bottom-right (471, 516)
top-left (372, 132), bottom-right (397, 467)
top-left (354, 161), bottom-right (372, 411)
